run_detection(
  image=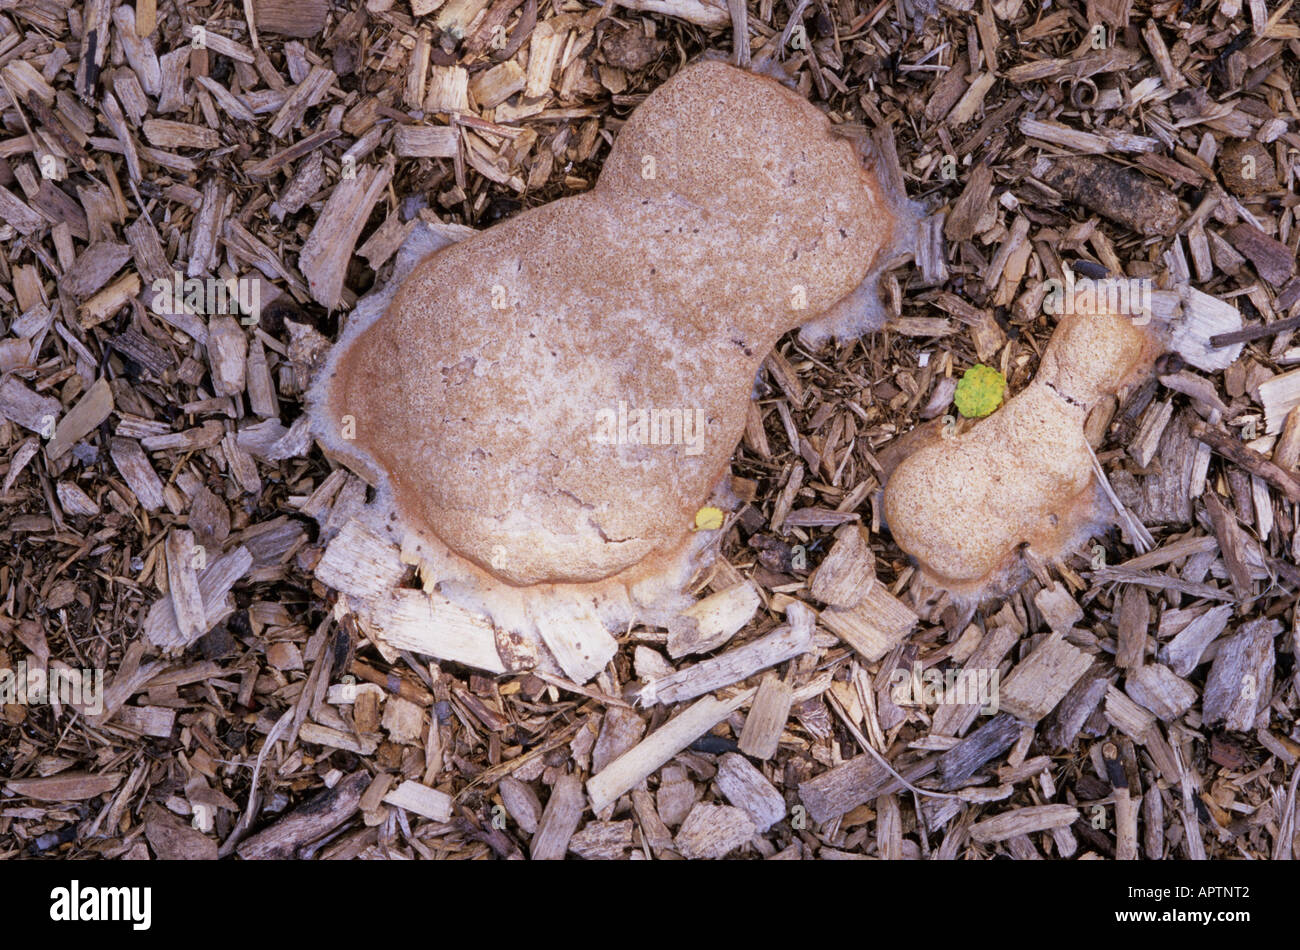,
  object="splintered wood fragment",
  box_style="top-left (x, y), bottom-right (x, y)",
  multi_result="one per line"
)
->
top-left (631, 789), bottom-right (674, 856)
top-left (144, 803), bottom-right (218, 859)
top-left (931, 624), bottom-right (1019, 738)
top-left (1115, 585), bottom-right (1150, 670)
top-left (1156, 286), bottom-right (1243, 373)
top-left (675, 803), bottom-right (757, 859)
top-left (383, 780), bottom-right (453, 821)
top-left (1203, 619), bottom-right (1279, 732)
top-left (401, 28), bottom-right (432, 109)
top-left (716, 753), bottom-right (784, 832)
top-left (188, 179), bottom-right (226, 278)
top-left (667, 581), bottom-right (760, 658)
top-left (65, 241), bottom-right (131, 299)
top-left (299, 161), bottom-right (393, 309)
top-left (116, 704), bottom-right (177, 738)
top-left (192, 28), bottom-right (255, 63)
top-left (79, 272), bottom-right (141, 329)
top-left (103, 91), bottom-right (145, 181)
top-left (269, 65), bottom-right (335, 138)
top-left (569, 820), bottom-right (635, 859)
top-left (498, 776), bottom-right (543, 834)
top-left (1225, 223), bottom-right (1295, 286)
top-left (470, 60), bottom-right (526, 109)
top-left (998, 633), bottom-right (1093, 723)
top-left (144, 546), bottom-right (253, 650)
top-left (530, 773), bottom-right (585, 860)
top-left (657, 769), bottom-right (695, 827)
top-left (737, 674), bottom-right (793, 759)
top-left (425, 66), bottom-right (469, 113)
top-left (142, 421), bottom-right (224, 452)
top-left (1189, 417), bottom-right (1300, 501)
top-left (1258, 369), bottom-right (1300, 439)
top-left (970, 804), bottom-right (1080, 843)
top-left (356, 590), bottom-right (507, 674)
top-left (194, 75), bottom-right (257, 123)
top-left (1033, 583), bottom-right (1082, 634)
top-left (936, 713), bottom-right (1022, 790)
top-left (46, 377), bottom-right (113, 460)
top-left (1203, 491), bottom-right (1253, 603)
top-left (434, 0), bottom-right (491, 35)
top-left (0, 377), bottom-right (60, 435)
top-left (254, 0), bottom-right (329, 36)
top-left (316, 519), bottom-right (407, 599)
top-left (948, 72), bottom-right (997, 126)
top-left (298, 722), bottom-right (378, 755)
top-left (1039, 156), bottom-right (1179, 236)
top-left (1089, 566), bottom-right (1235, 602)
top-left (1020, 116), bottom-right (1108, 154)
top-left (592, 707), bottom-right (646, 774)
top-left (645, 604), bottom-right (814, 705)
top-left (76, 0), bottom-right (111, 100)
top-left (1042, 664), bottom-right (1108, 748)
top-left (244, 336), bottom-right (278, 419)
top-left (799, 754), bottom-right (936, 825)
top-left (1130, 398), bottom-right (1173, 468)
top-left (56, 481), bottom-right (99, 516)
top-left (1210, 313), bottom-right (1300, 349)
top-left (357, 212), bottom-right (416, 272)
top-left (82, 641), bottom-right (163, 726)
top-left (207, 316), bottom-right (248, 396)
top-left (924, 56), bottom-right (970, 120)
top-left (4, 771), bottom-right (123, 802)
top-left (1158, 604), bottom-right (1233, 676)
top-left (1125, 663), bottom-right (1196, 721)
top-left (244, 129), bottom-right (340, 181)
top-left (1111, 779), bottom-right (1139, 862)
top-left (0, 185), bottom-right (45, 235)
top-left (237, 771), bottom-right (368, 859)
top-left (586, 691), bottom-right (752, 814)
top-left (165, 529), bottom-right (206, 644)
top-left (4, 60), bottom-right (55, 108)
top-left (393, 124), bottom-right (459, 158)
top-left (534, 605), bottom-right (617, 683)
top-left (1141, 786), bottom-right (1164, 860)
top-left (1253, 475), bottom-right (1274, 542)
top-left (1103, 684), bottom-right (1156, 742)
top-left (142, 119), bottom-right (220, 149)
top-left (11, 300), bottom-right (52, 341)
top-left (819, 582), bottom-right (918, 661)
top-left (523, 22), bottom-right (564, 97)
top-left (808, 524), bottom-right (875, 607)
